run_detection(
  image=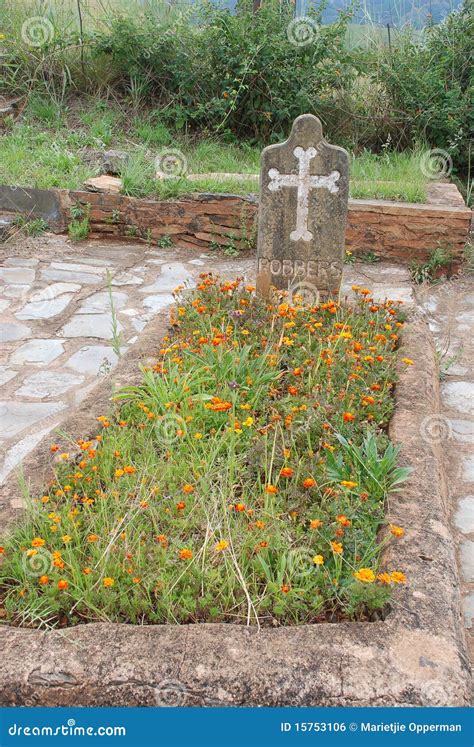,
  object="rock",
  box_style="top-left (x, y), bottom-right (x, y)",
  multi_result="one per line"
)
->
top-left (256, 114), bottom-right (349, 301)
top-left (0, 322), bottom-right (32, 342)
top-left (0, 400), bottom-right (66, 440)
top-left (60, 313), bottom-right (122, 340)
top-left (15, 294), bottom-right (74, 320)
top-left (10, 339), bottom-right (64, 365)
top-left (83, 175), bottom-right (122, 194)
top-left (65, 345), bottom-right (119, 375)
top-left (15, 371), bottom-right (84, 399)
